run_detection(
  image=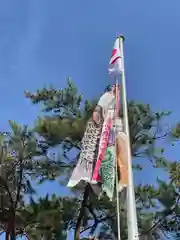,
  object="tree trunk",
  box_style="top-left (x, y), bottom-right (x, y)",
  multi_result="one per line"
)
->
top-left (9, 212), bottom-right (16, 240)
top-left (9, 226), bottom-right (16, 240)
top-left (74, 185), bottom-right (90, 240)
top-left (10, 235), bottom-right (16, 240)
top-left (5, 232), bottom-right (9, 240)
top-left (10, 228), bottom-right (16, 240)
